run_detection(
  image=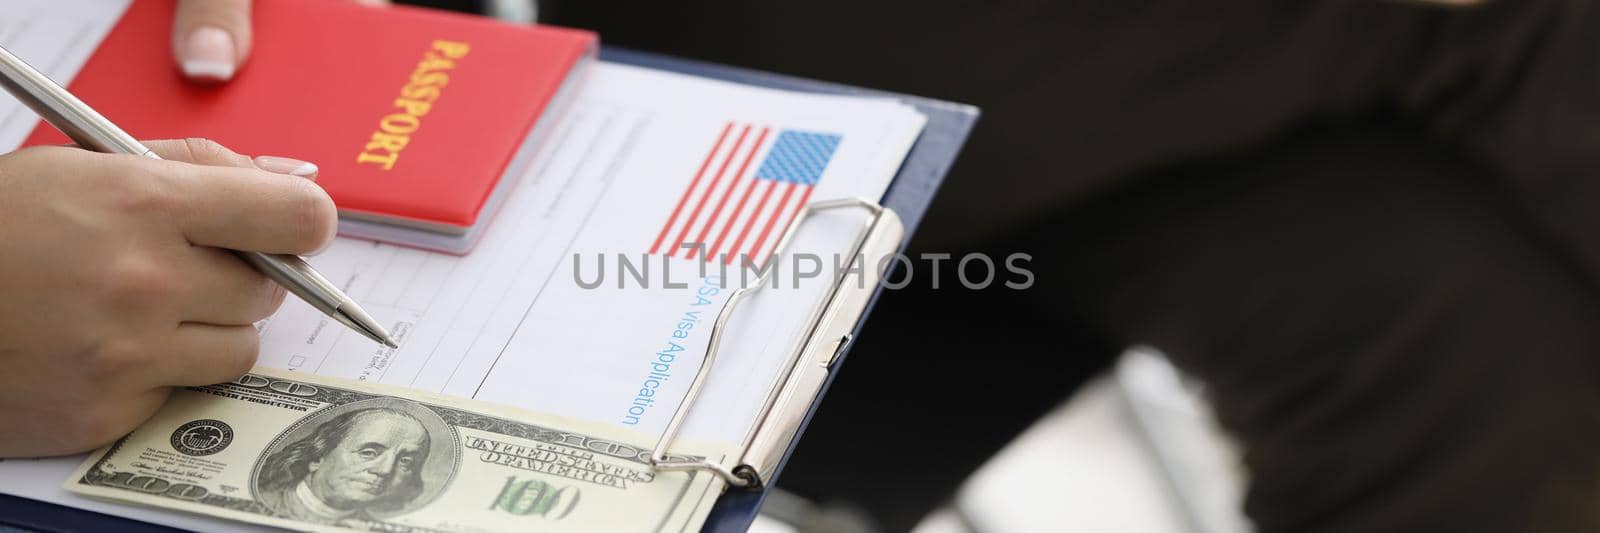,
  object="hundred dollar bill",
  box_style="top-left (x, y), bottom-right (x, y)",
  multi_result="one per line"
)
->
top-left (66, 368), bottom-right (731, 533)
